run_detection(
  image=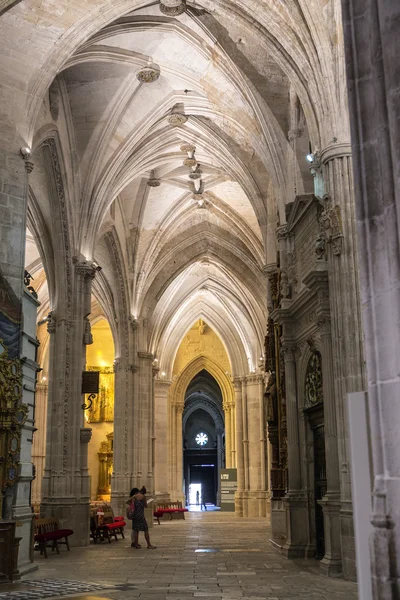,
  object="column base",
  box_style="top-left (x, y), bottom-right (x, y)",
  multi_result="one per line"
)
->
top-left (41, 501), bottom-right (90, 546)
top-left (270, 497), bottom-right (287, 544)
top-left (235, 491), bottom-right (269, 517)
top-left (319, 495), bottom-right (342, 577)
top-left (235, 490), bottom-right (244, 516)
top-left (340, 504), bottom-right (357, 581)
top-left (282, 493), bottom-right (313, 558)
